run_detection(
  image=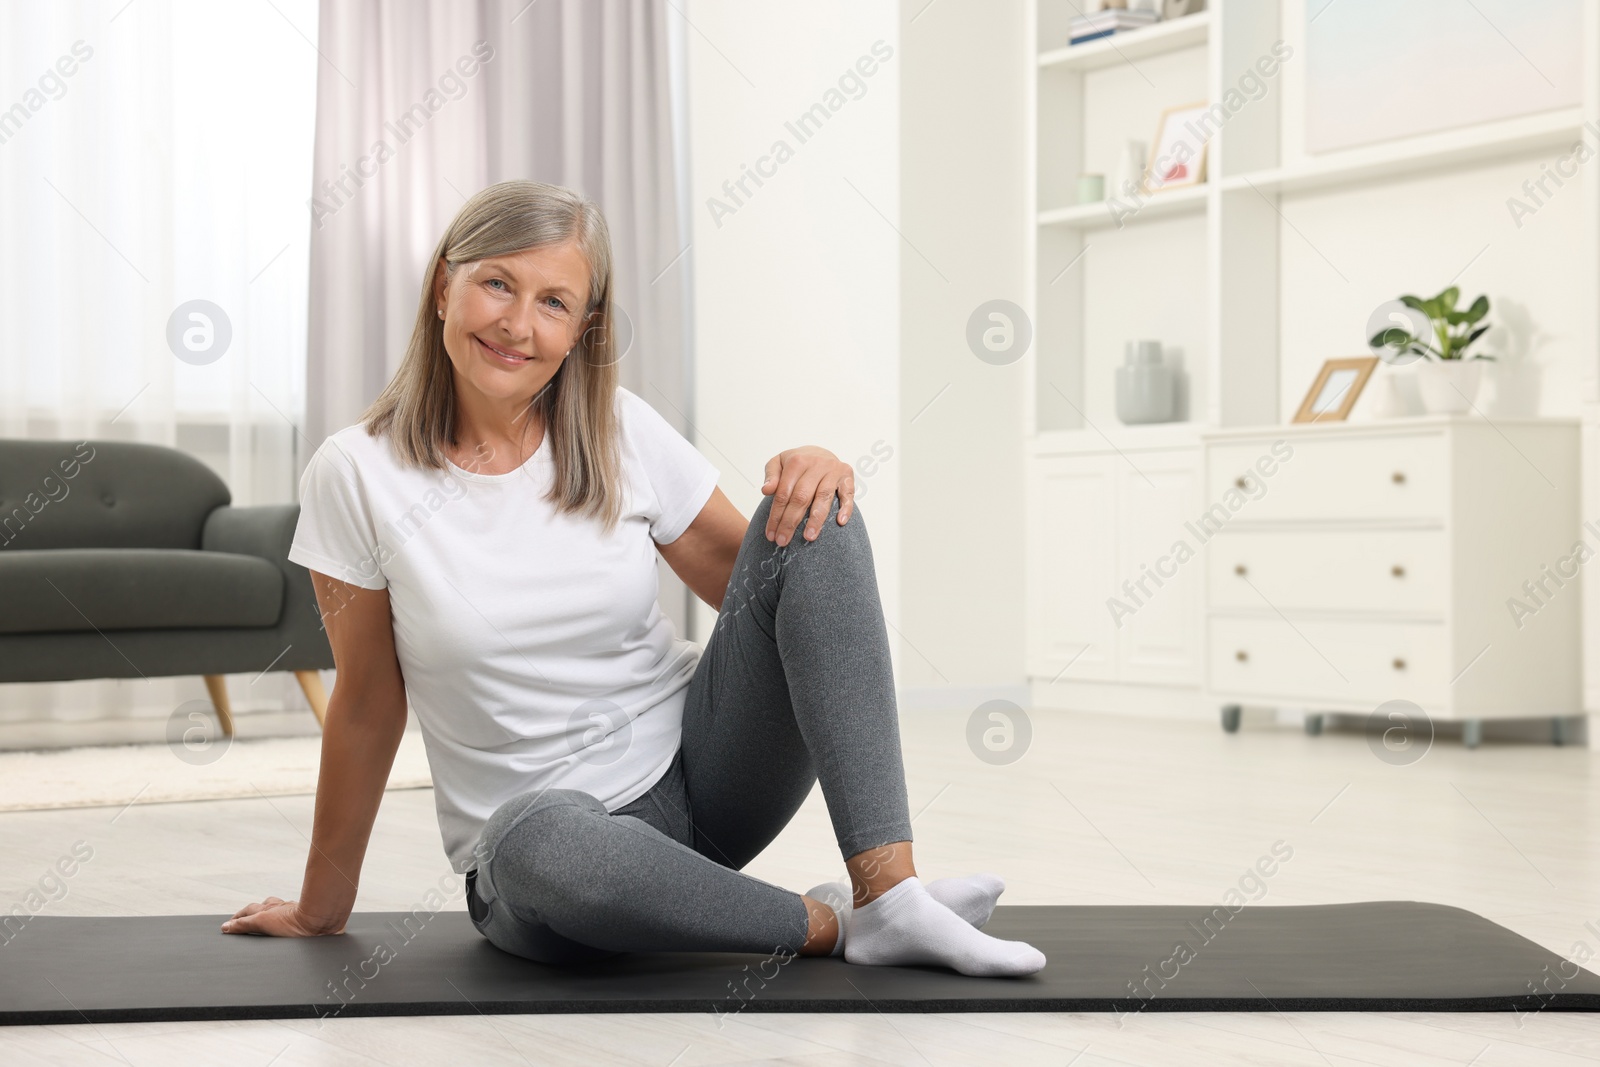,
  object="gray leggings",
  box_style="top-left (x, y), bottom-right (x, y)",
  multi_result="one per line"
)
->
top-left (464, 492), bottom-right (913, 964)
